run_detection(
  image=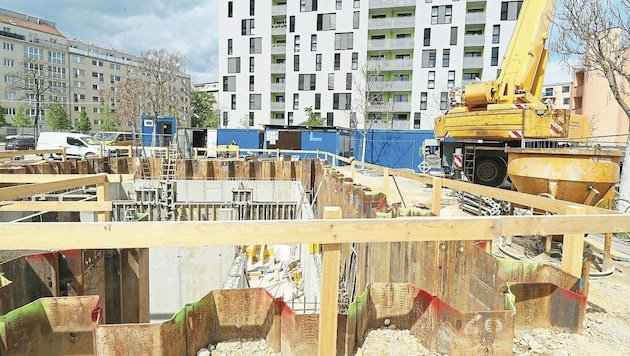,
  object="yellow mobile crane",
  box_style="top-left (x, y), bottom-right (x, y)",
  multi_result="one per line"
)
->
top-left (434, 0), bottom-right (591, 186)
